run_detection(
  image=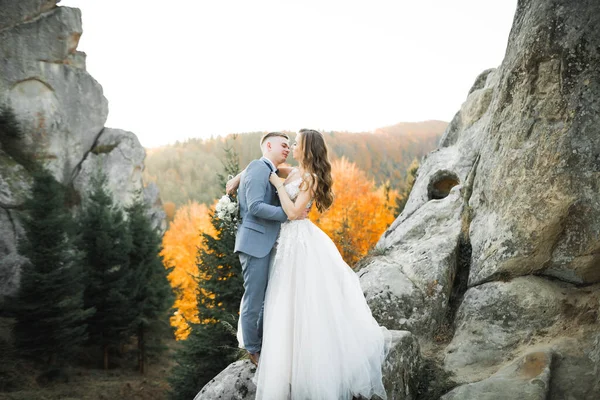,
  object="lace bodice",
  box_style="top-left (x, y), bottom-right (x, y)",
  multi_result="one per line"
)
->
top-left (283, 170), bottom-right (313, 209)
